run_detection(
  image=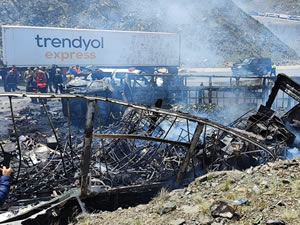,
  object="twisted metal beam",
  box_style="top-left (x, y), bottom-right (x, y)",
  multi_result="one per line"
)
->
top-left (0, 92), bottom-right (275, 159)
